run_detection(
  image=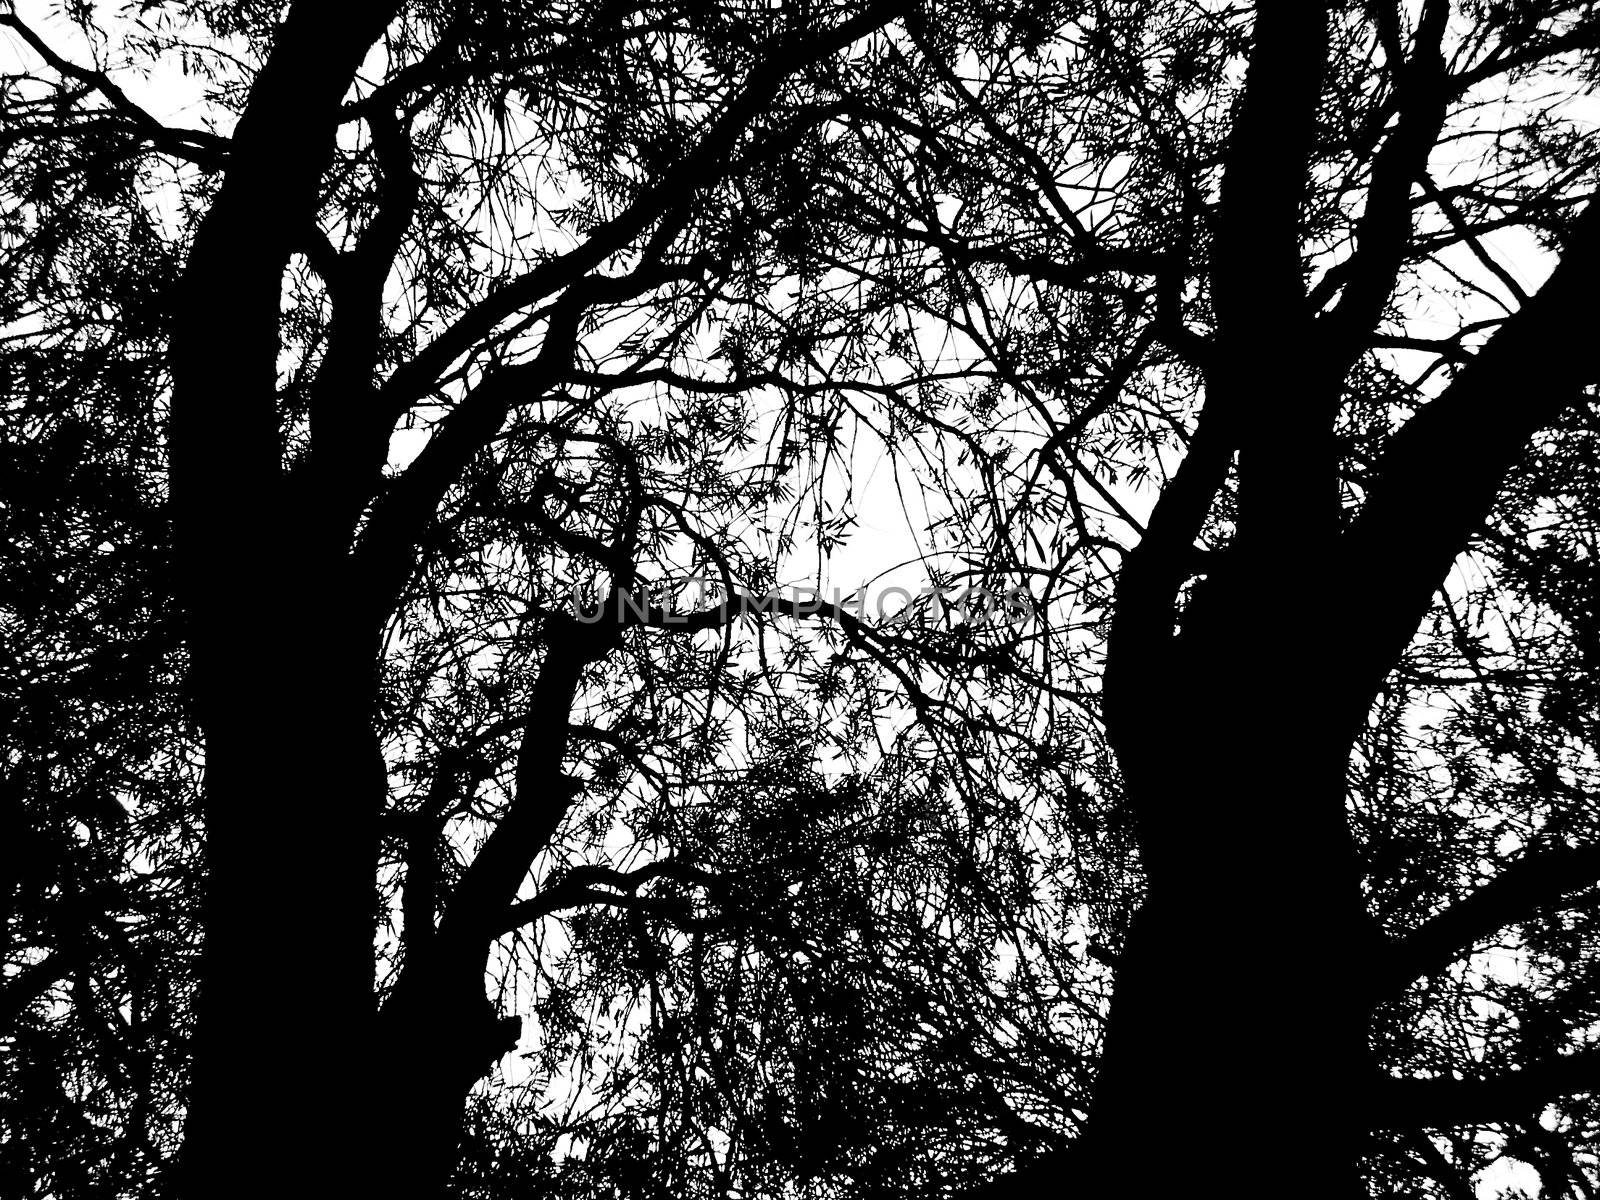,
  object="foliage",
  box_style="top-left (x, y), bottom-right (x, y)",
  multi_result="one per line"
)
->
top-left (6, 0), bottom-right (1600, 1197)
